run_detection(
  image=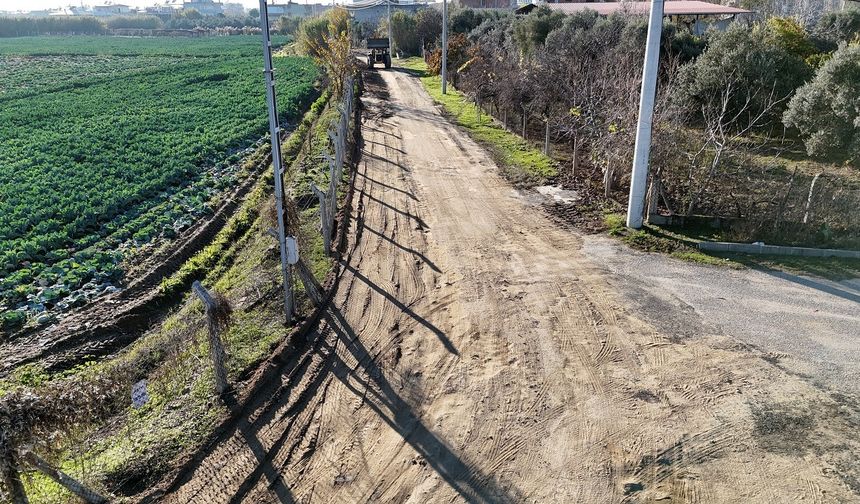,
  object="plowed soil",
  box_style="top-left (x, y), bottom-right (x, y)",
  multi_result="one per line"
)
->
top-left (153, 68), bottom-right (860, 503)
